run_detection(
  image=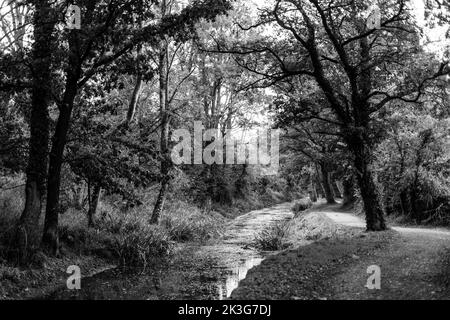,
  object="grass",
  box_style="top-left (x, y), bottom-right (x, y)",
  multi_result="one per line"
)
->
top-left (291, 198), bottom-right (313, 216)
top-left (112, 224), bottom-right (174, 268)
top-left (253, 220), bottom-right (291, 251)
top-left (161, 200), bottom-right (226, 242)
top-left (1, 188), bottom-right (221, 268)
